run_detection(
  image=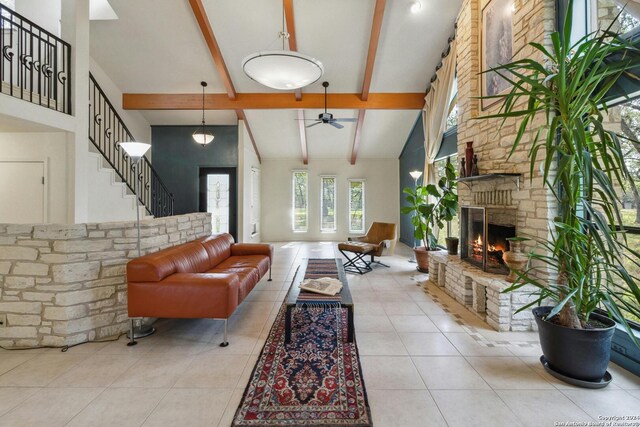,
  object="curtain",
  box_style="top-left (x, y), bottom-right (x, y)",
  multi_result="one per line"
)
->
top-left (422, 39), bottom-right (457, 185)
